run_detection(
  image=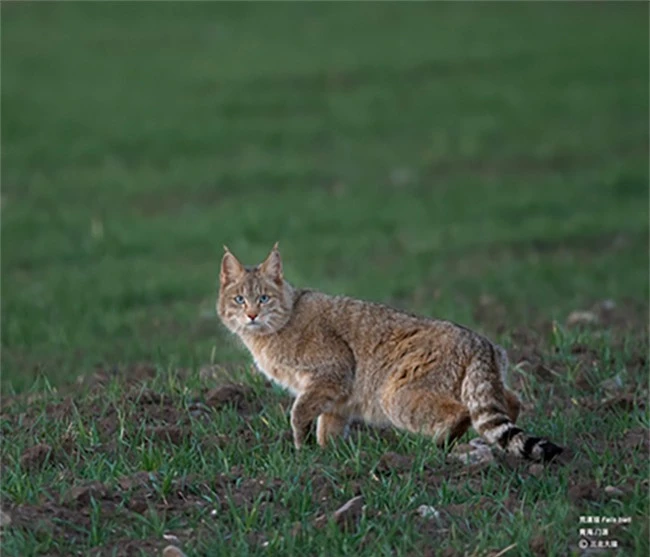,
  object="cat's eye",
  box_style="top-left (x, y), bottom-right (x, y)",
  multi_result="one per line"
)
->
top-left (259, 294), bottom-right (270, 304)
top-left (234, 295), bottom-right (245, 304)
